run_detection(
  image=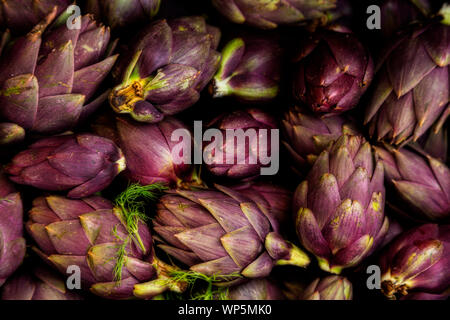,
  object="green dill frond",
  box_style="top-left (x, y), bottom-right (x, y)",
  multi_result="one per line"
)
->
top-left (112, 226), bottom-right (130, 283)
